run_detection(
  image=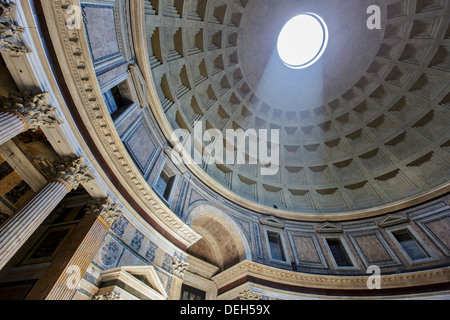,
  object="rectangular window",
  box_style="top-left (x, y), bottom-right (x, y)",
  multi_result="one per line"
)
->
top-left (267, 231), bottom-right (286, 261)
top-left (103, 85), bottom-right (133, 118)
top-left (154, 164), bottom-right (176, 202)
top-left (392, 229), bottom-right (428, 261)
top-left (103, 86), bottom-right (121, 114)
top-left (180, 284), bottom-right (206, 300)
top-left (326, 238), bottom-right (353, 267)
